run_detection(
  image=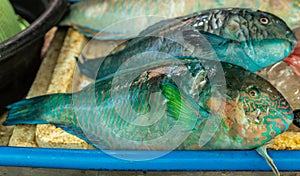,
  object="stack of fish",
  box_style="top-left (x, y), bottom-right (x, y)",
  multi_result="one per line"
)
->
top-left (2, 2), bottom-right (300, 176)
